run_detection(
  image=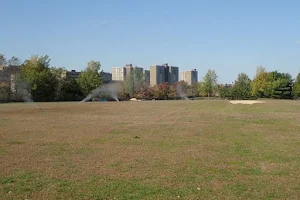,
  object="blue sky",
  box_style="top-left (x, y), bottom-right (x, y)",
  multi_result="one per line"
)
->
top-left (1, 0), bottom-right (300, 83)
